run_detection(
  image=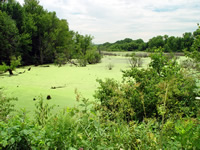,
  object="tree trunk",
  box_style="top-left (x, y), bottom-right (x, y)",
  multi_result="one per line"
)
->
top-left (40, 49), bottom-right (44, 64)
top-left (7, 69), bottom-right (13, 75)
